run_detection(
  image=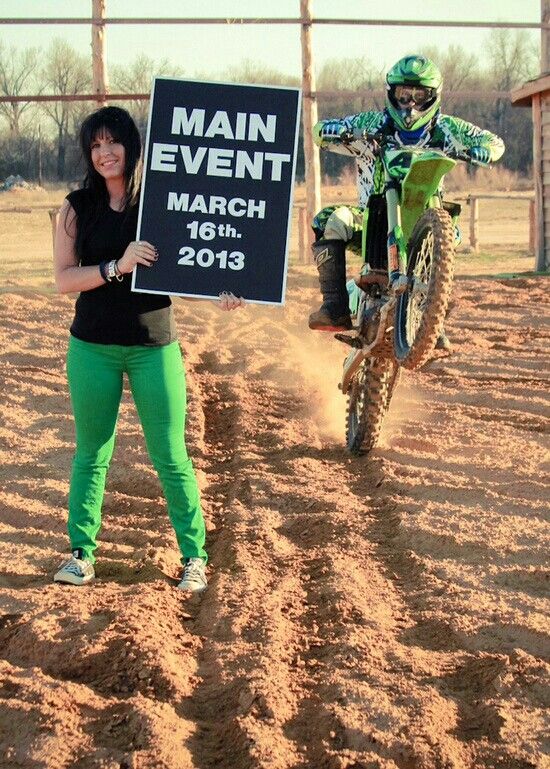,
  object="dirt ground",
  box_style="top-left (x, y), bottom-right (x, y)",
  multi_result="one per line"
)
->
top-left (0, 188), bottom-right (548, 769)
